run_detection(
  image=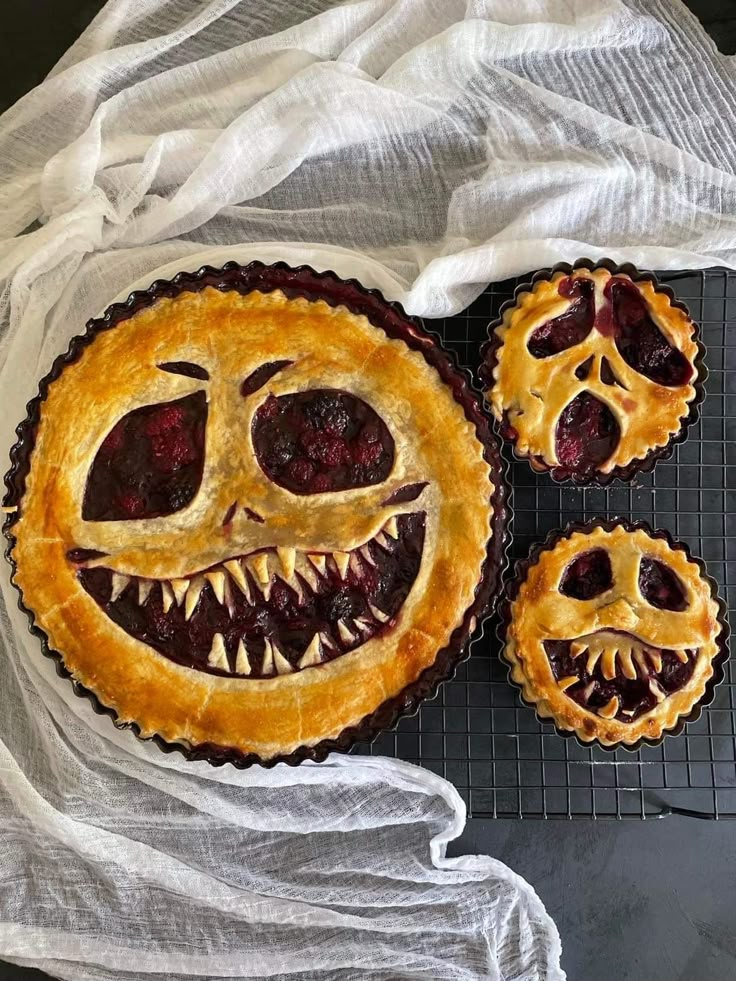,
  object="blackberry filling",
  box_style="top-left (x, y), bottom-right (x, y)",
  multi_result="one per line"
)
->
top-left (554, 391), bottom-right (620, 474)
top-left (252, 389), bottom-right (394, 494)
top-left (527, 277), bottom-right (595, 358)
top-left (559, 549), bottom-right (612, 600)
